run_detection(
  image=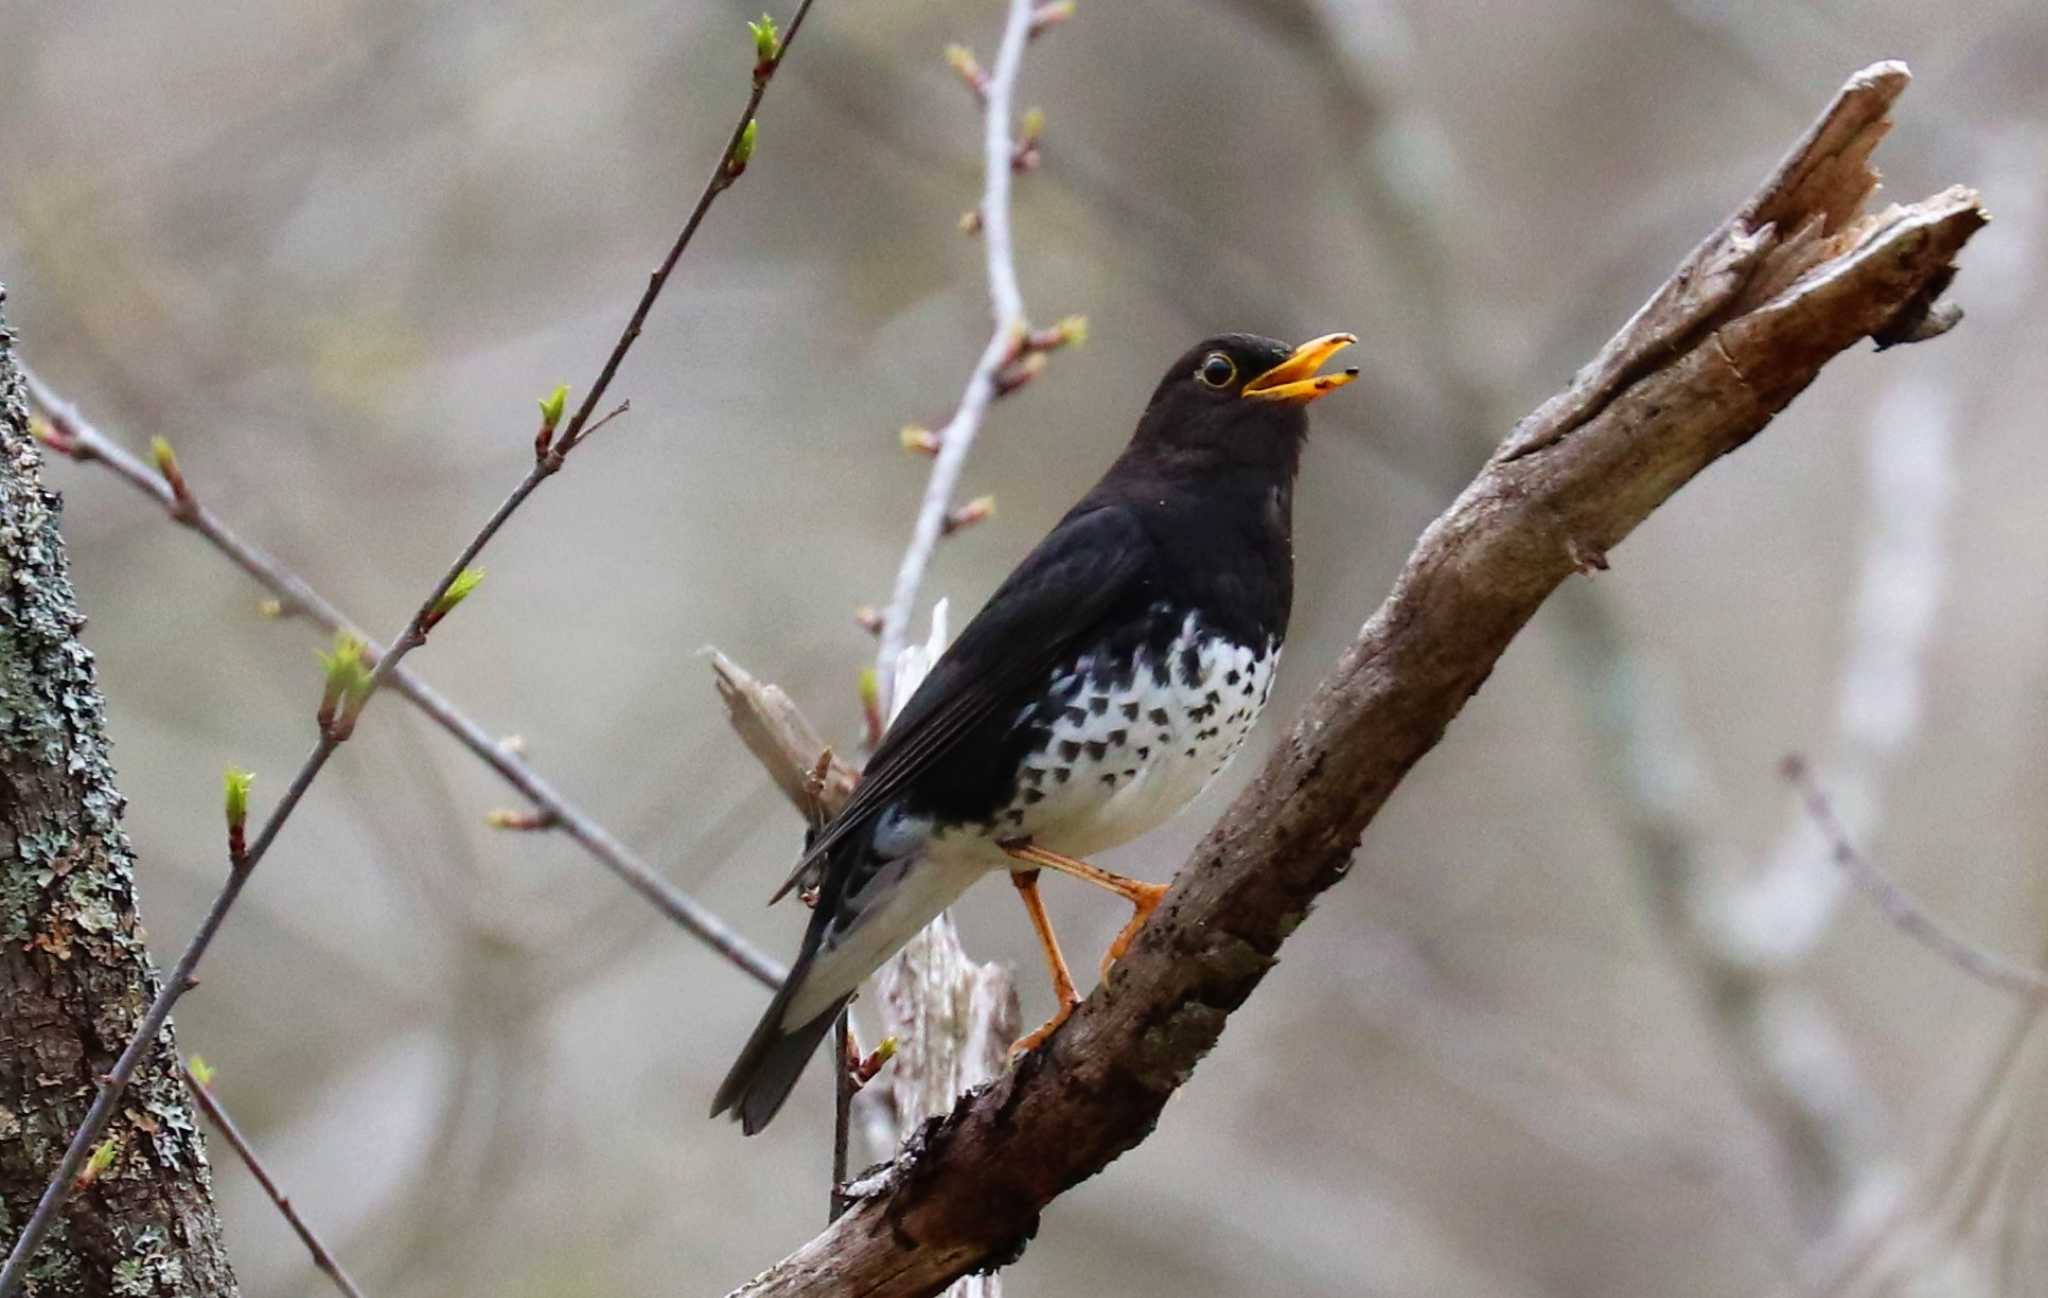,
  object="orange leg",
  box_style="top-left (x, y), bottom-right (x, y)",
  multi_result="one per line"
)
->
top-left (1001, 840), bottom-right (1170, 979)
top-left (1007, 870), bottom-right (1080, 1056)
